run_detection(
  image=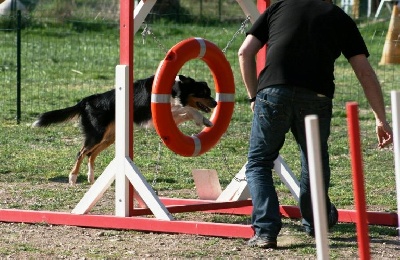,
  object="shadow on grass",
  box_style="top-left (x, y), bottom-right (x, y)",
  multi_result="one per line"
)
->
top-left (48, 175), bottom-right (69, 183)
top-left (330, 223), bottom-right (399, 248)
top-left (48, 174), bottom-right (91, 184)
